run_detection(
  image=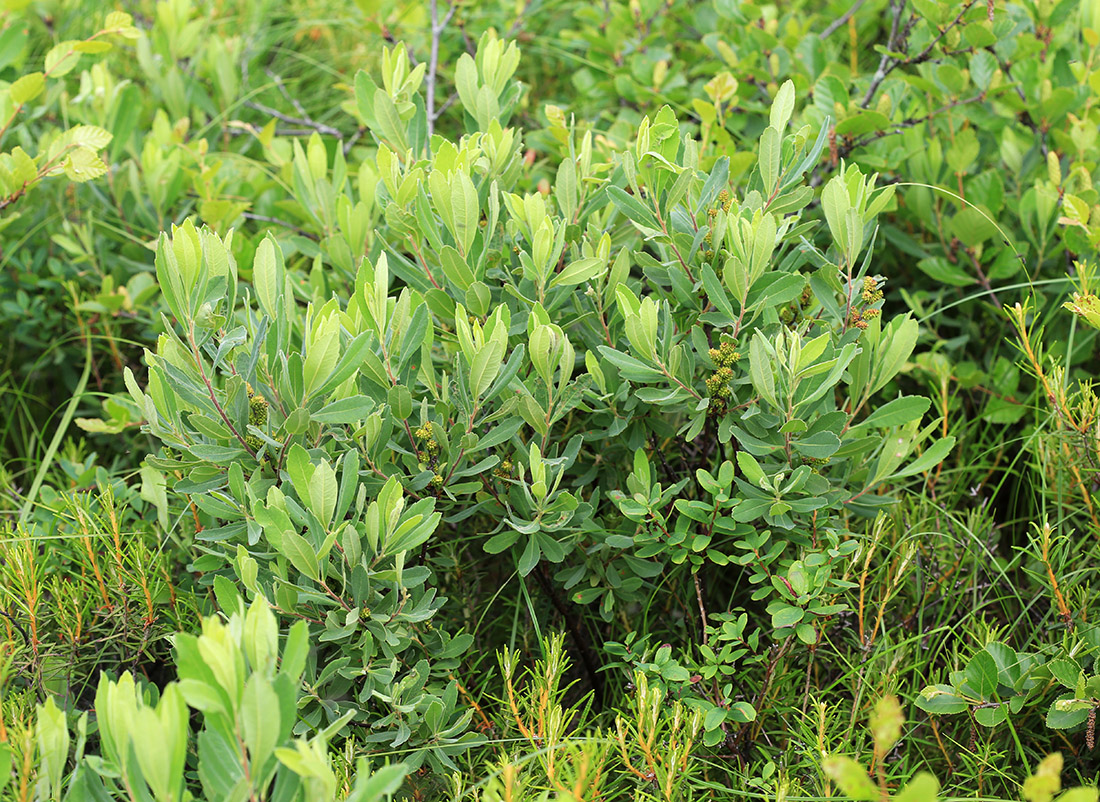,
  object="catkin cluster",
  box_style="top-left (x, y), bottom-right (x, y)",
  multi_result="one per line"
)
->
top-left (705, 340), bottom-right (740, 415)
top-left (245, 384), bottom-right (268, 455)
